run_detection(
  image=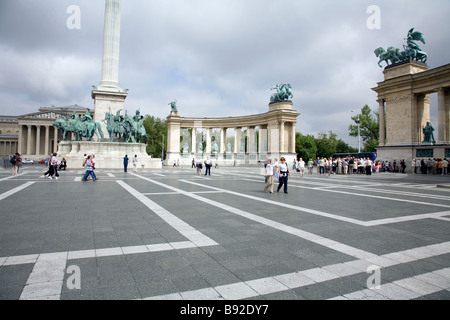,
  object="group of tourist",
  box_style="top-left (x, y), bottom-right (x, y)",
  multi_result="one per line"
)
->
top-left (193, 157), bottom-right (214, 176)
top-left (263, 157), bottom-right (291, 194)
top-left (295, 157), bottom-right (379, 176)
top-left (41, 152), bottom-right (65, 180)
top-left (411, 158), bottom-right (449, 175)
top-left (123, 155), bottom-right (139, 173)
